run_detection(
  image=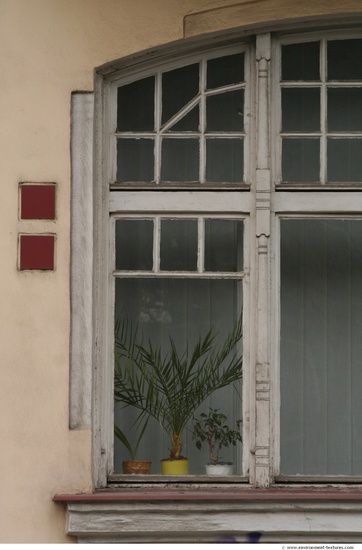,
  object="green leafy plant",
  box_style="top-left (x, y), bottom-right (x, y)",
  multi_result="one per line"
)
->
top-left (114, 416), bottom-right (149, 461)
top-left (114, 315), bottom-right (243, 461)
top-left (192, 408), bottom-right (242, 464)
